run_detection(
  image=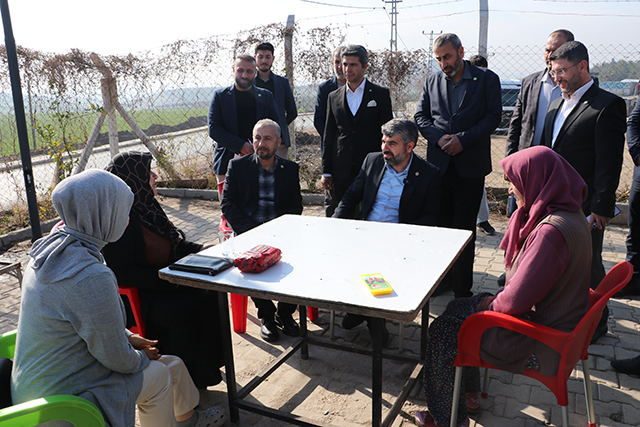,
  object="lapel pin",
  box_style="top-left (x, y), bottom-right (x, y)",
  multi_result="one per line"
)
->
top-left (473, 77), bottom-right (477, 81)
top-left (415, 171), bottom-right (419, 176)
